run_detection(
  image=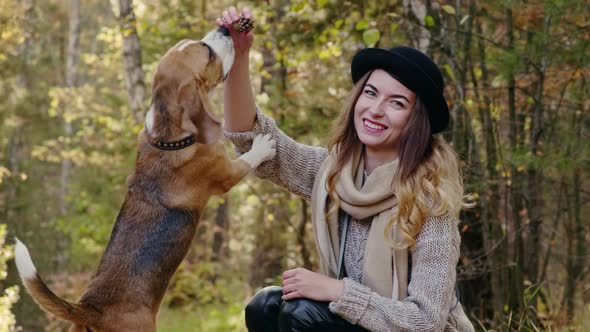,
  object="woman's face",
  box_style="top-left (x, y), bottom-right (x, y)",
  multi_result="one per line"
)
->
top-left (353, 69), bottom-right (416, 157)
